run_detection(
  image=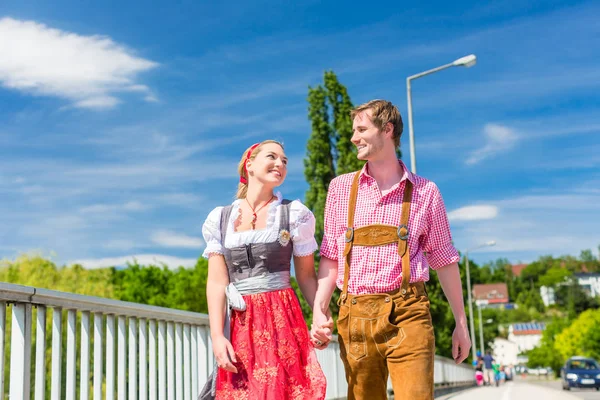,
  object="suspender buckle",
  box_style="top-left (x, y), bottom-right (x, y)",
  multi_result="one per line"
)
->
top-left (397, 224), bottom-right (409, 240)
top-left (344, 227), bottom-right (354, 243)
